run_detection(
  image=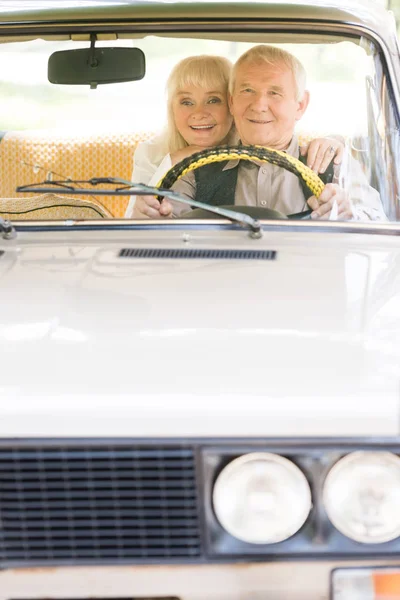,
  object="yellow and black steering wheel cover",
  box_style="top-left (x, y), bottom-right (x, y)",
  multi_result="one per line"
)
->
top-left (156, 145), bottom-right (325, 200)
